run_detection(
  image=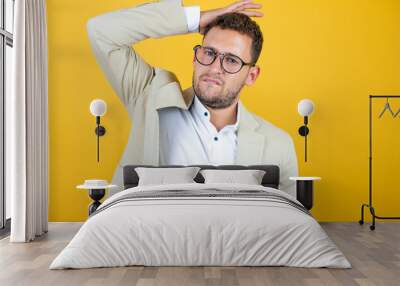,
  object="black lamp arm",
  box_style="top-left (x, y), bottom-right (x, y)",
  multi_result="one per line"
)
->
top-left (94, 116), bottom-right (106, 162)
top-left (298, 116), bottom-right (310, 162)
